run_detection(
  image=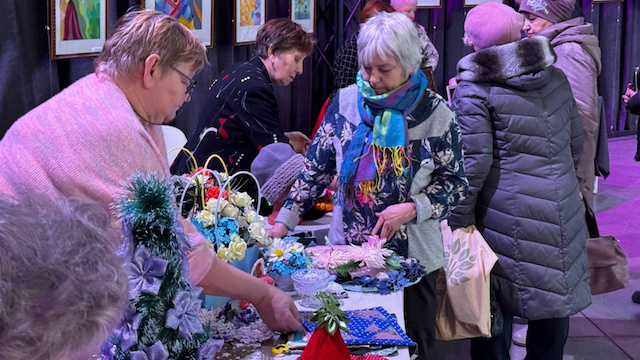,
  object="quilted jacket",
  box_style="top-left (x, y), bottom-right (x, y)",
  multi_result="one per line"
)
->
top-left (449, 36), bottom-right (591, 320)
